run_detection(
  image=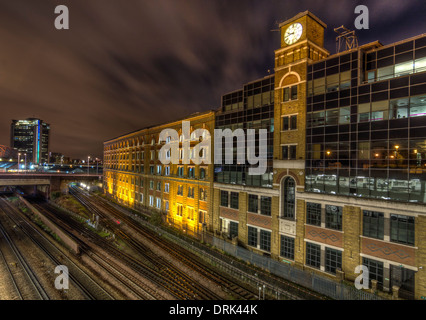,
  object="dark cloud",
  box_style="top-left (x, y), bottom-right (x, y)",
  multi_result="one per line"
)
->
top-left (0, 0), bottom-right (425, 159)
